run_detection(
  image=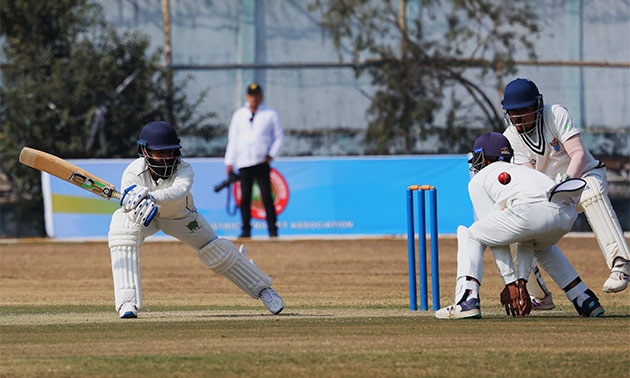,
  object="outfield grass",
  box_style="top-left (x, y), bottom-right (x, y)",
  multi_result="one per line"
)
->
top-left (1, 238), bottom-right (629, 377)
